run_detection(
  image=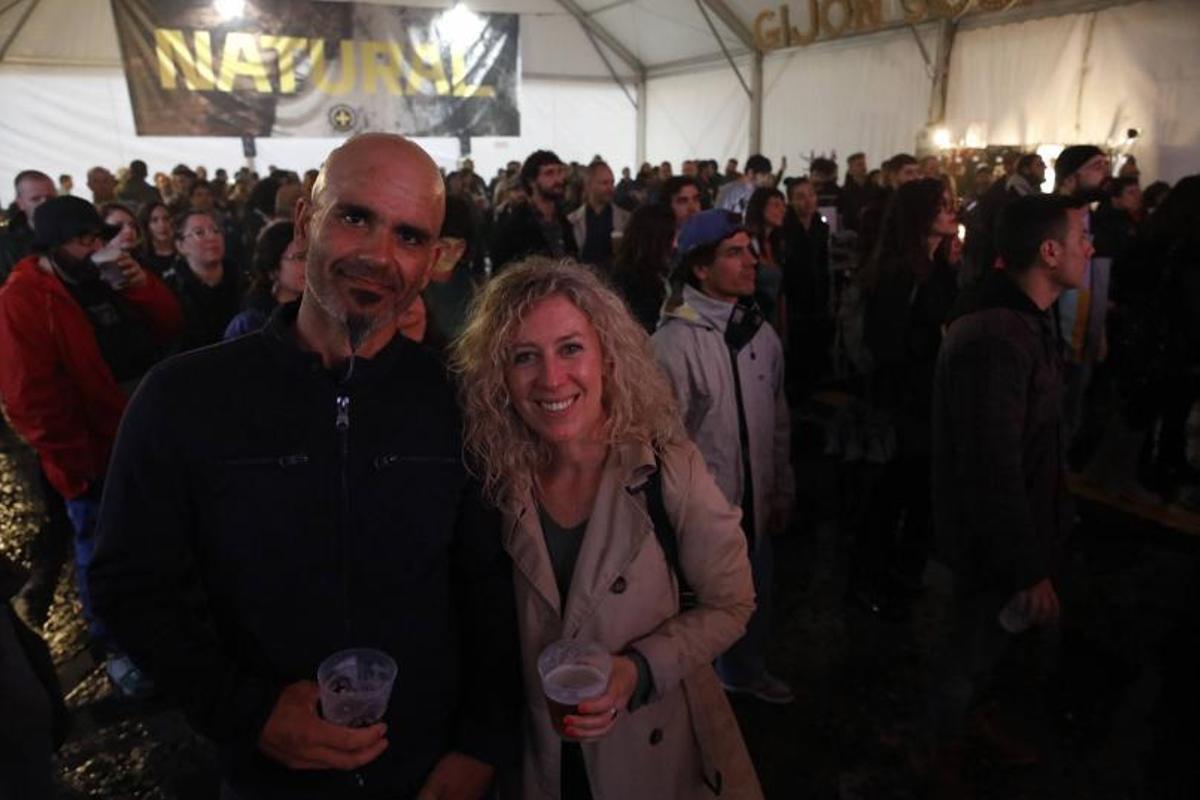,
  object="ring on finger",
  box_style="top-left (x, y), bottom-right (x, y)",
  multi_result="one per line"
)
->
top-left (609, 707), bottom-right (618, 720)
